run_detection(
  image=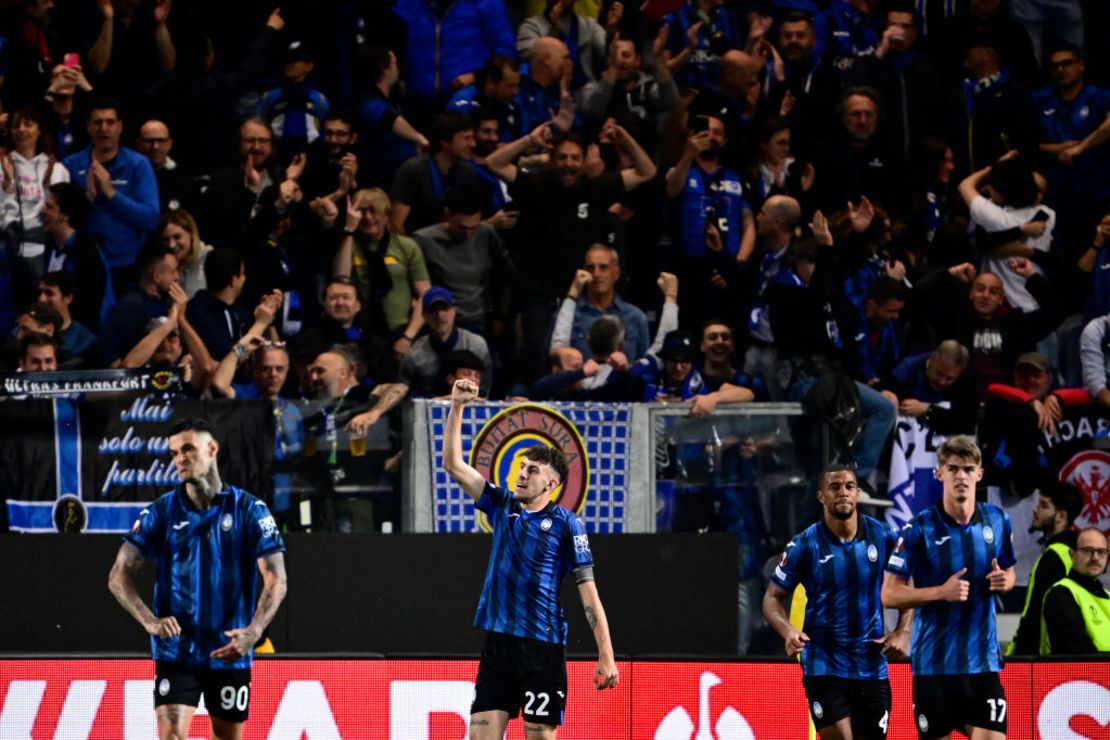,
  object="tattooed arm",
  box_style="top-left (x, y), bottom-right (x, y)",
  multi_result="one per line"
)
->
top-left (211, 552), bottom-right (287, 661)
top-left (108, 541), bottom-right (181, 638)
top-left (576, 576), bottom-right (618, 690)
